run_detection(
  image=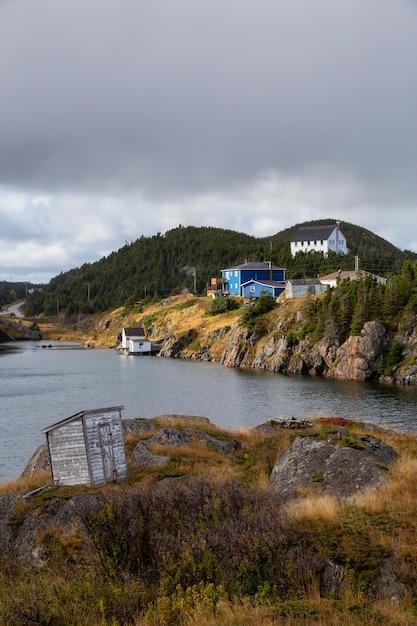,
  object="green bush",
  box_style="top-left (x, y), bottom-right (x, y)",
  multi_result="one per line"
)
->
top-left (241, 294), bottom-right (276, 329)
top-left (286, 331), bottom-right (299, 348)
top-left (378, 338), bottom-right (403, 376)
top-left (207, 297), bottom-right (241, 316)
